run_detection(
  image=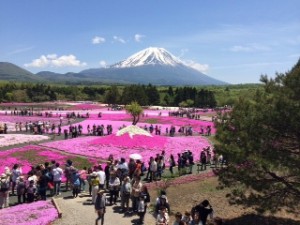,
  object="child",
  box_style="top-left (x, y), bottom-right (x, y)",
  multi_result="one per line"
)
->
top-left (137, 195), bottom-right (146, 224)
top-left (16, 176), bottom-right (26, 204)
top-left (182, 210), bottom-right (192, 224)
top-left (27, 180), bottom-right (36, 203)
